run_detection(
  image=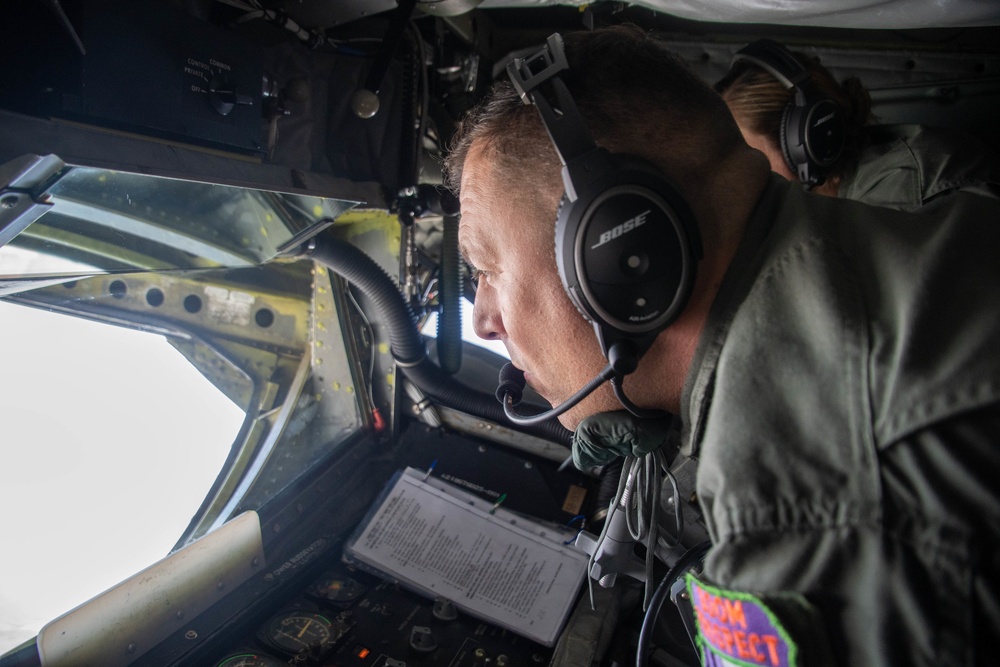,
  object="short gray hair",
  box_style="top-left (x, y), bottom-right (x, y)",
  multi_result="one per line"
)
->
top-left (444, 25), bottom-right (743, 196)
